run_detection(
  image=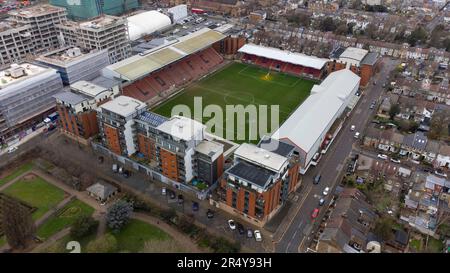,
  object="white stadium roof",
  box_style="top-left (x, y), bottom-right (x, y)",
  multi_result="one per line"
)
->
top-left (238, 44), bottom-right (329, 70)
top-left (273, 69), bottom-right (360, 155)
top-left (127, 11), bottom-right (172, 41)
